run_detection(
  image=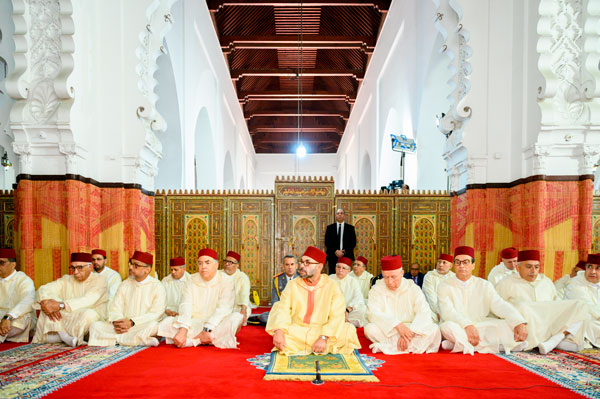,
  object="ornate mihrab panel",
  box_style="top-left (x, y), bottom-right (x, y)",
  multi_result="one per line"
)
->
top-left (396, 194), bottom-right (451, 273)
top-left (592, 196), bottom-right (600, 253)
top-left (336, 193), bottom-right (395, 276)
top-left (164, 194), bottom-right (226, 276)
top-left (274, 177), bottom-right (334, 269)
top-left (227, 195), bottom-right (274, 304)
top-left (154, 194), bottom-right (167, 276)
top-left (0, 193), bottom-right (15, 248)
